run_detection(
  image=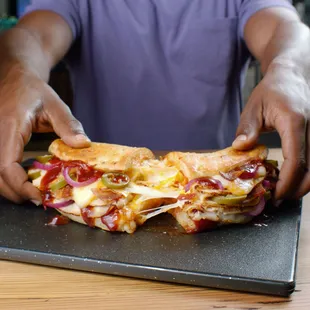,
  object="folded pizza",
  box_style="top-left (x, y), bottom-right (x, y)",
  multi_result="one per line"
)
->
top-left (164, 145), bottom-right (279, 233)
top-left (28, 140), bottom-right (278, 234)
top-left (28, 139), bottom-right (185, 233)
